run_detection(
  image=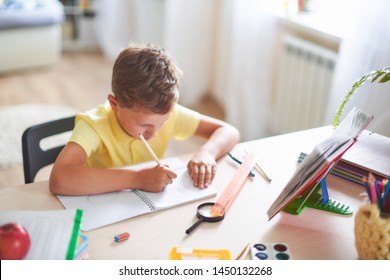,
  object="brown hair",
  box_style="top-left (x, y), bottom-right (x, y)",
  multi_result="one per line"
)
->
top-left (111, 43), bottom-right (181, 114)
